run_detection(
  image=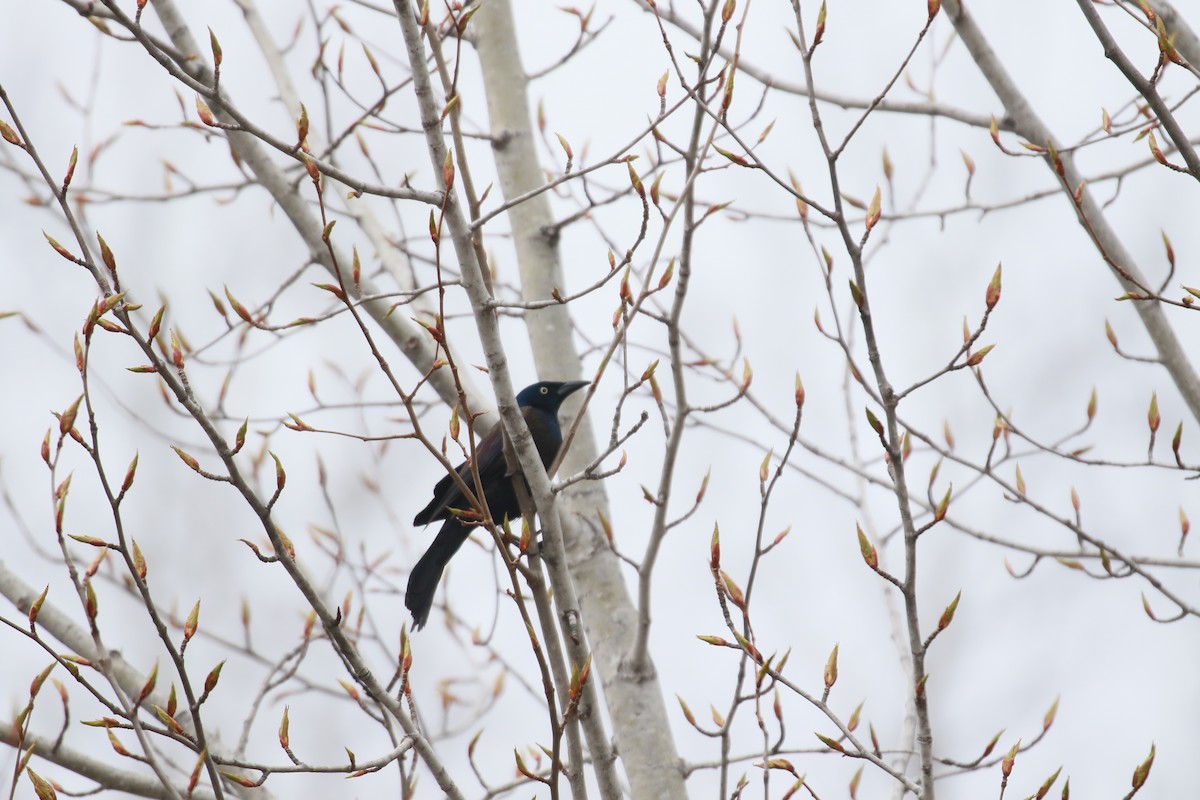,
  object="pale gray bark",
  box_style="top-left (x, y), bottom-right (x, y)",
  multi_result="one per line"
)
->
top-left (473, 2), bottom-right (688, 797)
top-left (943, 0), bottom-right (1200, 424)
